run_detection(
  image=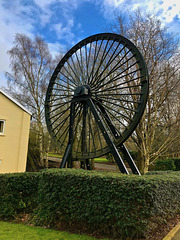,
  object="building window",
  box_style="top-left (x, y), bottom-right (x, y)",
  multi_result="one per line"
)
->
top-left (0, 120), bottom-right (5, 134)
